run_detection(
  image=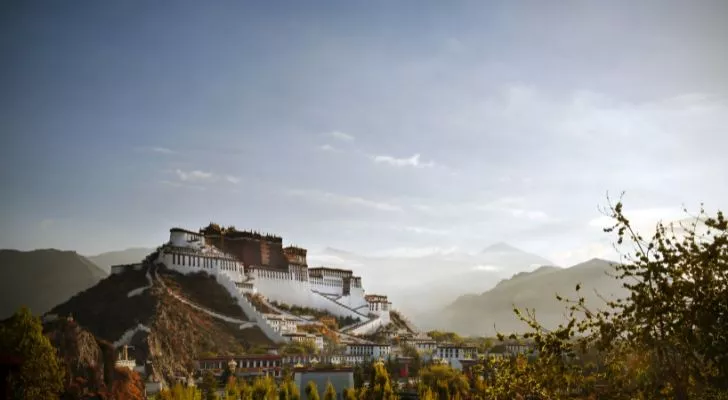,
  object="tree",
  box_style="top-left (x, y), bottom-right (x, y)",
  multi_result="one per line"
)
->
top-left (323, 380), bottom-right (337, 400)
top-left (200, 371), bottom-right (218, 400)
top-left (342, 388), bottom-right (357, 400)
top-left (278, 378), bottom-right (301, 400)
top-left (359, 362), bottom-right (397, 400)
top-left (251, 376), bottom-right (277, 399)
top-left (305, 381), bottom-right (320, 400)
top-left (493, 198), bottom-right (728, 399)
top-left (0, 307), bottom-right (64, 400)
top-left (111, 367), bottom-right (145, 400)
top-left (418, 364), bottom-right (469, 400)
top-left (224, 375), bottom-right (240, 399)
